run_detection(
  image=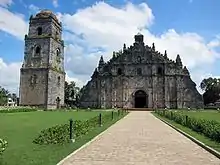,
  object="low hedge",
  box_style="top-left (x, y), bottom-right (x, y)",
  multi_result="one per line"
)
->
top-left (33, 111), bottom-right (126, 145)
top-left (0, 138), bottom-right (8, 155)
top-left (155, 110), bottom-right (220, 143)
top-left (0, 108), bottom-right (37, 113)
